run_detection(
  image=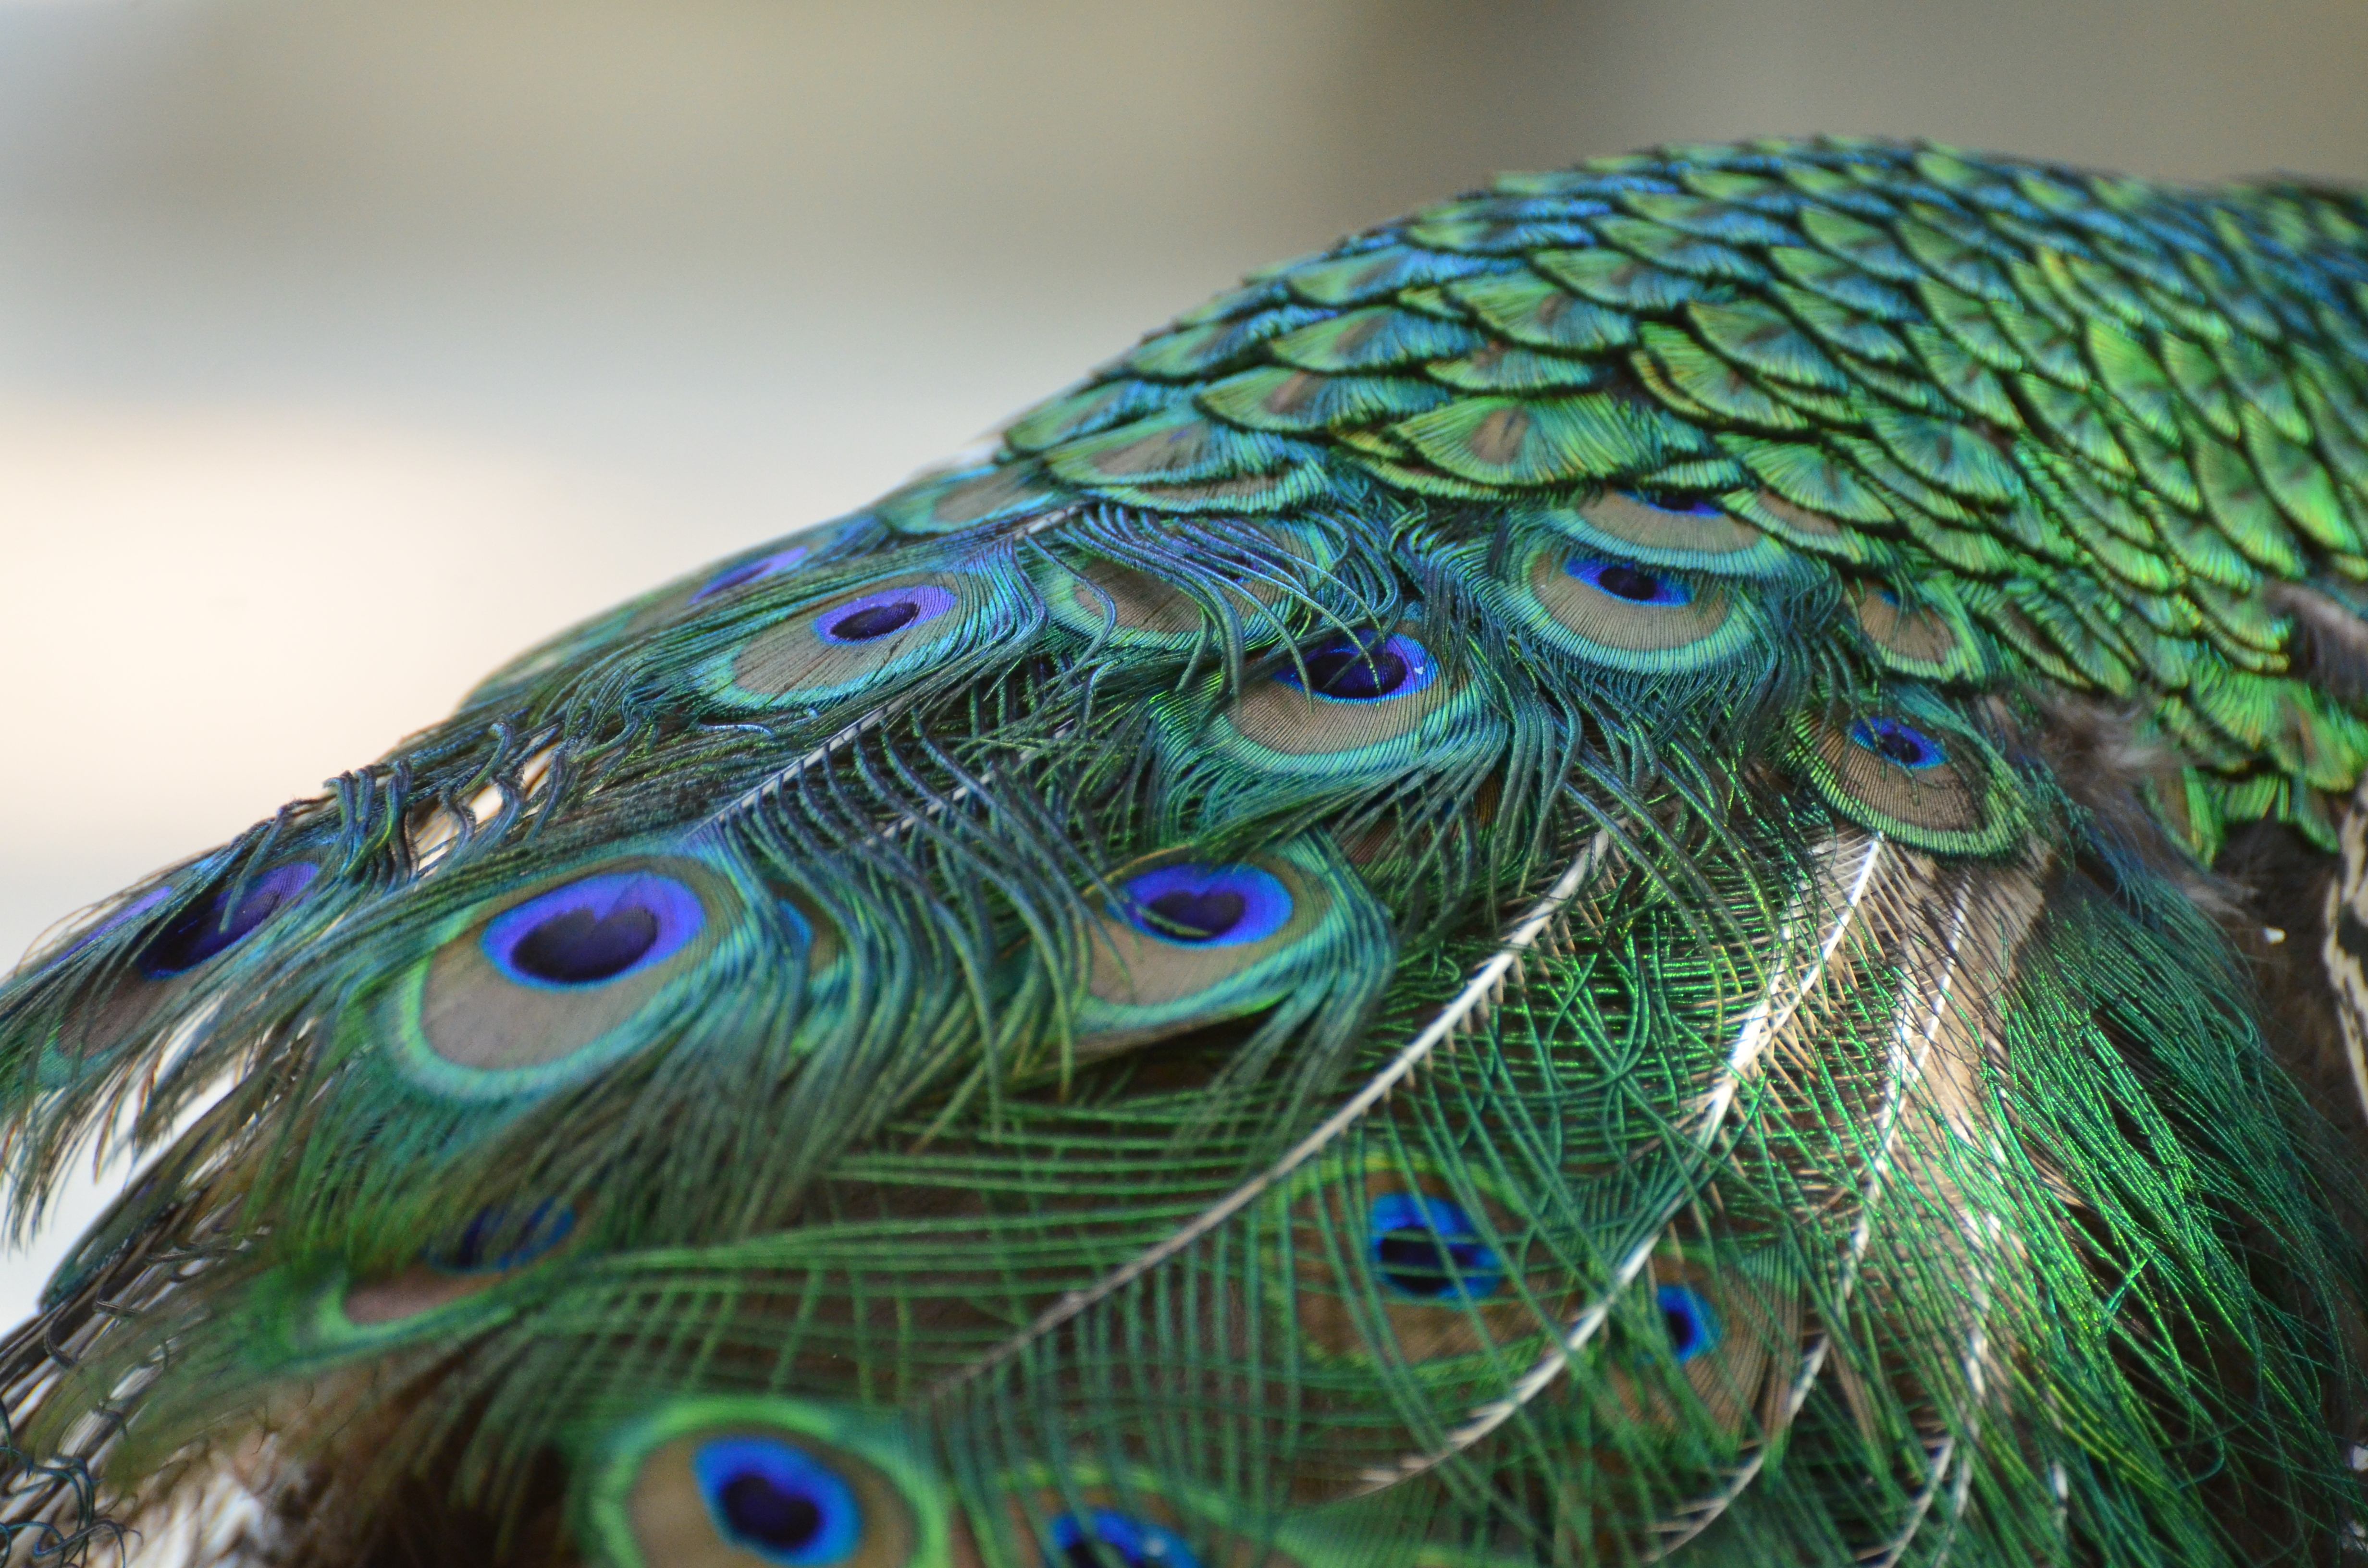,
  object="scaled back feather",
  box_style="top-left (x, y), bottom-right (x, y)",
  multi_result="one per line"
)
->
top-left (10, 137), bottom-right (2368, 1568)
